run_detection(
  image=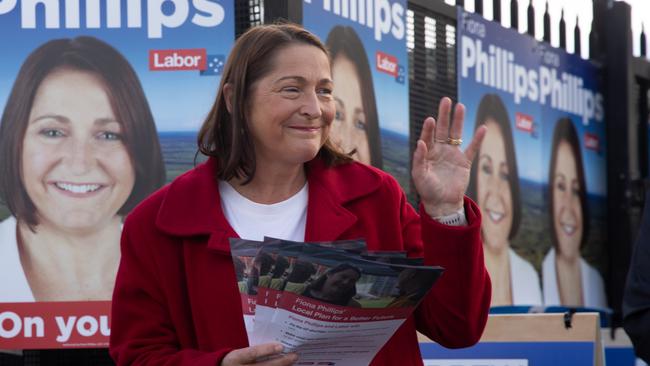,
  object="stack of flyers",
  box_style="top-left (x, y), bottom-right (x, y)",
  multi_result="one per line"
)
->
top-left (229, 238), bottom-right (444, 366)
